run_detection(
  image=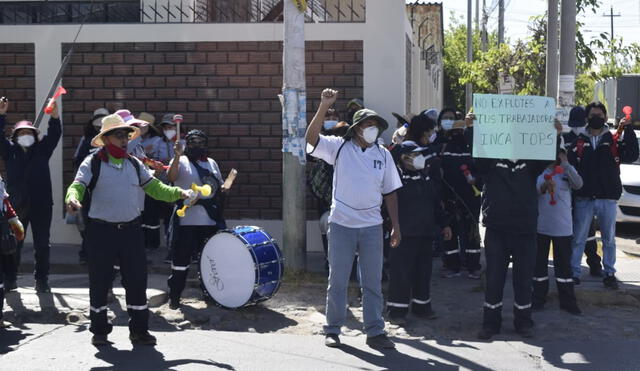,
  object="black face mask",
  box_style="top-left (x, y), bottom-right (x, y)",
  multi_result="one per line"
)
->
top-left (185, 146), bottom-right (206, 159)
top-left (587, 116), bottom-right (606, 130)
